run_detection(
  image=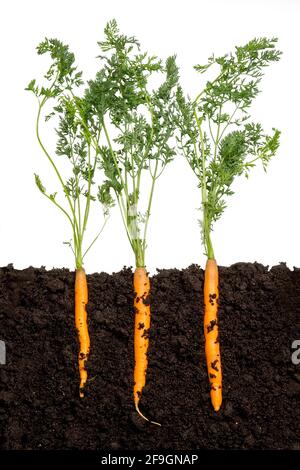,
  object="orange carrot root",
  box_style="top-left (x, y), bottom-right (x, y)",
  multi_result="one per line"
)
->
top-left (204, 259), bottom-right (222, 411)
top-left (133, 267), bottom-right (160, 426)
top-left (75, 267), bottom-right (90, 398)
